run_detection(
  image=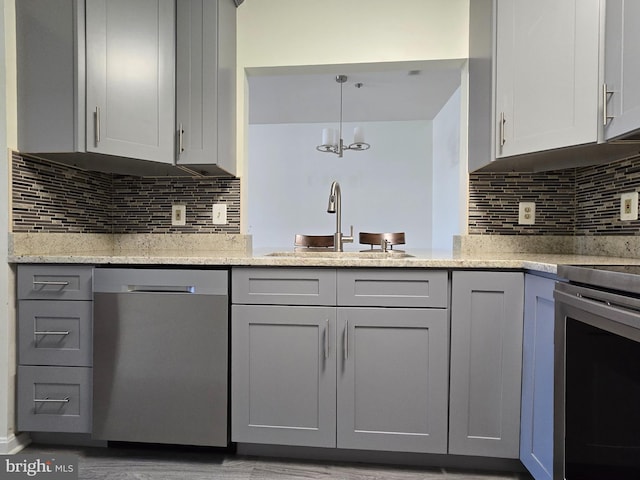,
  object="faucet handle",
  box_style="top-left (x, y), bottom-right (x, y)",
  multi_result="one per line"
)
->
top-left (343, 225), bottom-right (354, 244)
